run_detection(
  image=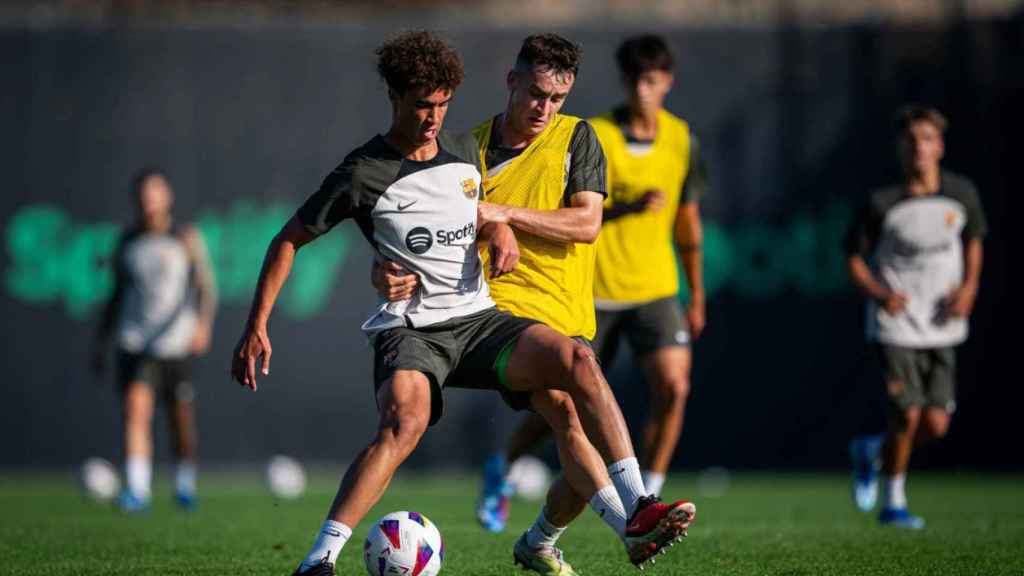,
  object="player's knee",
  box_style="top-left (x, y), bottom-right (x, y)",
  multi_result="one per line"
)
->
top-left (896, 406), bottom-right (921, 430)
top-left (924, 411), bottom-right (950, 439)
top-left (657, 375), bottom-right (690, 407)
top-left (565, 342), bottom-right (601, 394)
top-left (396, 406), bottom-right (430, 451)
